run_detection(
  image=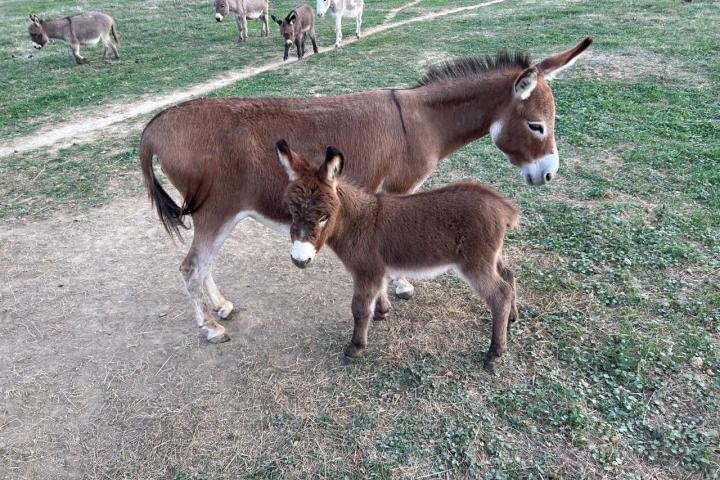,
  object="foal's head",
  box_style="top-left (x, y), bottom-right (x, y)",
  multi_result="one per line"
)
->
top-left (491, 37), bottom-right (593, 186)
top-left (276, 140), bottom-right (343, 268)
top-left (271, 11), bottom-right (299, 46)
